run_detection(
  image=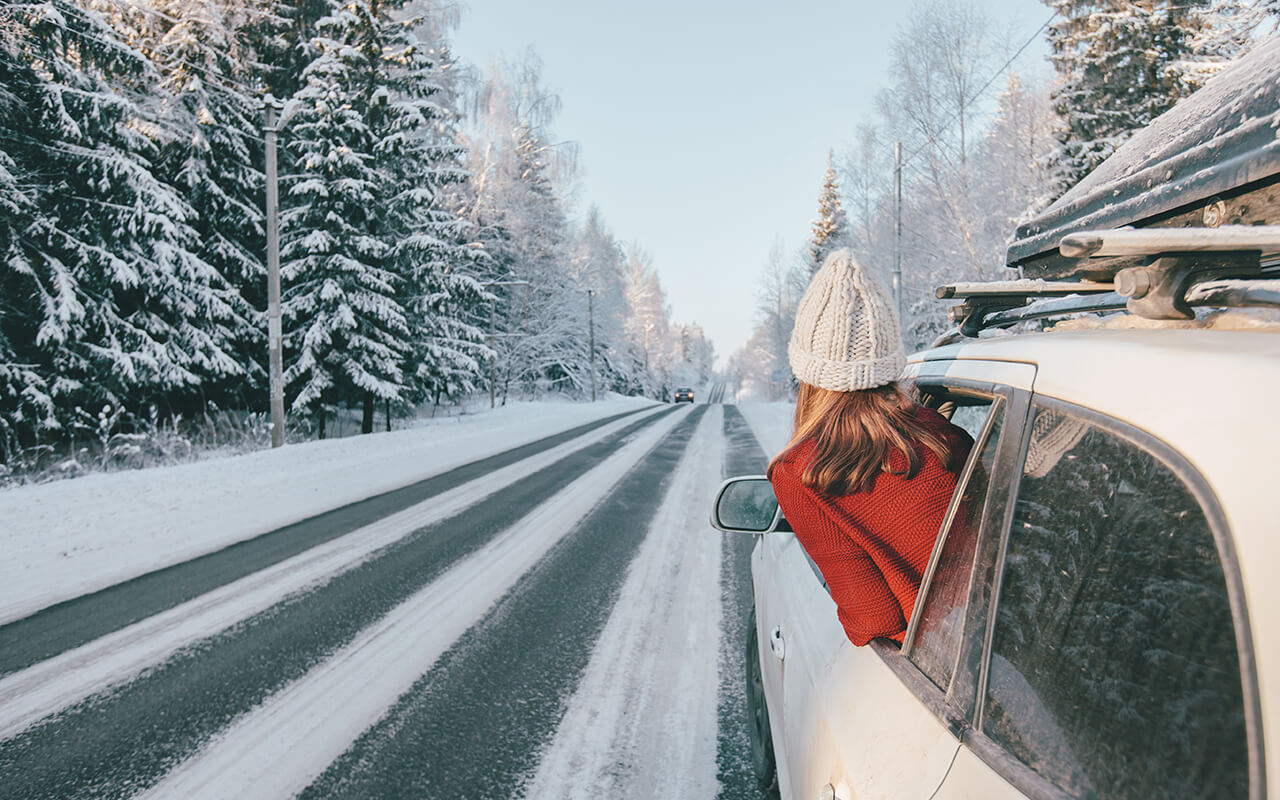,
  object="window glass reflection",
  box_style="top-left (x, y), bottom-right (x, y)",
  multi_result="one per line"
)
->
top-left (984, 407), bottom-right (1247, 799)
